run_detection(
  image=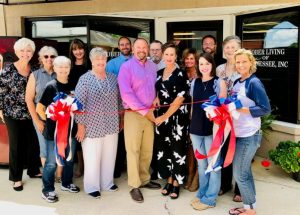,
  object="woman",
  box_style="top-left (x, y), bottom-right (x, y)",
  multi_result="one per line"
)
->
top-left (69, 38), bottom-right (89, 177)
top-left (229, 49), bottom-right (270, 215)
top-left (181, 48), bottom-right (199, 192)
top-left (37, 56), bottom-right (80, 203)
top-left (26, 46), bottom-right (57, 168)
top-left (75, 47), bottom-right (121, 199)
top-left (0, 37), bottom-right (41, 191)
top-left (154, 42), bottom-right (190, 199)
top-left (190, 52), bottom-right (227, 211)
top-left (216, 35), bottom-right (242, 201)
top-left (182, 48), bottom-right (199, 81)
